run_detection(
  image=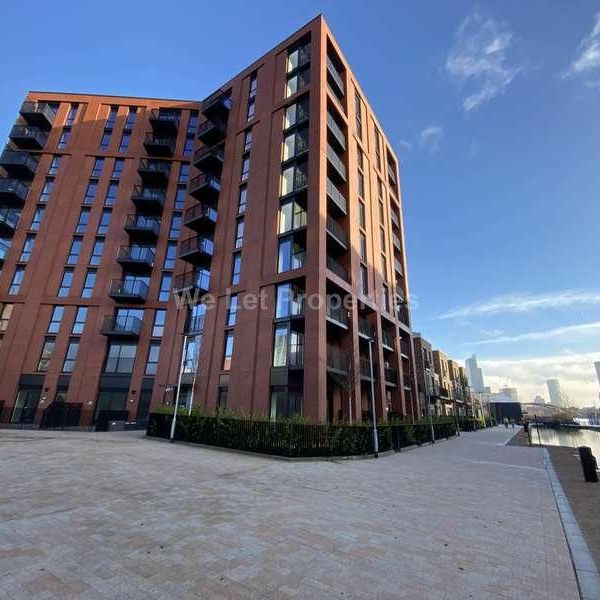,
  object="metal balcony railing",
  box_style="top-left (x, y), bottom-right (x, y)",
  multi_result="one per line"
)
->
top-left (326, 301), bottom-right (349, 326)
top-left (382, 330), bottom-right (396, 349)
top-left (138, 159), bottom-right (171, 177)
top-left (384, 367), bottom-right (398, 385)
top-left (101, 315), bottom-right (142, 337)
top-left (179, 236), bottom-right (214, 260)
top-left (0, 150), bottom-right (39, 175)
top-left (143, 133), bottom-right (175, 155)
top-left (326, 57), bottom-right (345, 96)
top-left (185, 314), bottom-right (206, 334)
top-left (19, 101), bottom-right (57, 128)
top-left (201, 89), bottom-right (233, 115)
top-left (390, 210), bottom-right (400, 228)
top-left (394, 258), bottom-right (403, 275)
top-left (0, 179), bottom-right (29, 203)
top-left (9, 125), bottom-right (48, 148)
top-left (131, 186), bottom-right (166, 210)
top-left (326, 345), bottom-right (348, 373)
top-left (184, 202), bottom-right (218, 228)
top-left (392, 234), bottom-right (402, 251)
top-left (0, 239), bottom-right (10, 261)
top-left (326, 215), bottom-right (348, 248)
top-left (326, 112), bottom-right (346, 150)
top-left (173, 269), bottom-right (211, 294)
top-left (327, 145), bottom-right (347, 181)
top-left (326, 254), bottom-right (349, 282)
top-left (124, 214), bottom-right (161, 237)
top-left (108, 279), bottom-right (149, 300)
top-left (360, 357), bottom-right (376, 379)
top-left (358, 317), bottom-right (375, 339)
top-left (117, 245), bottom-right (155, 266)
top-left (326, 178), bottom-right (347, 214)
top-left (149, 109), bottom-right (180, 129)
top-left (0, 208), bottom-right (20, 230)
